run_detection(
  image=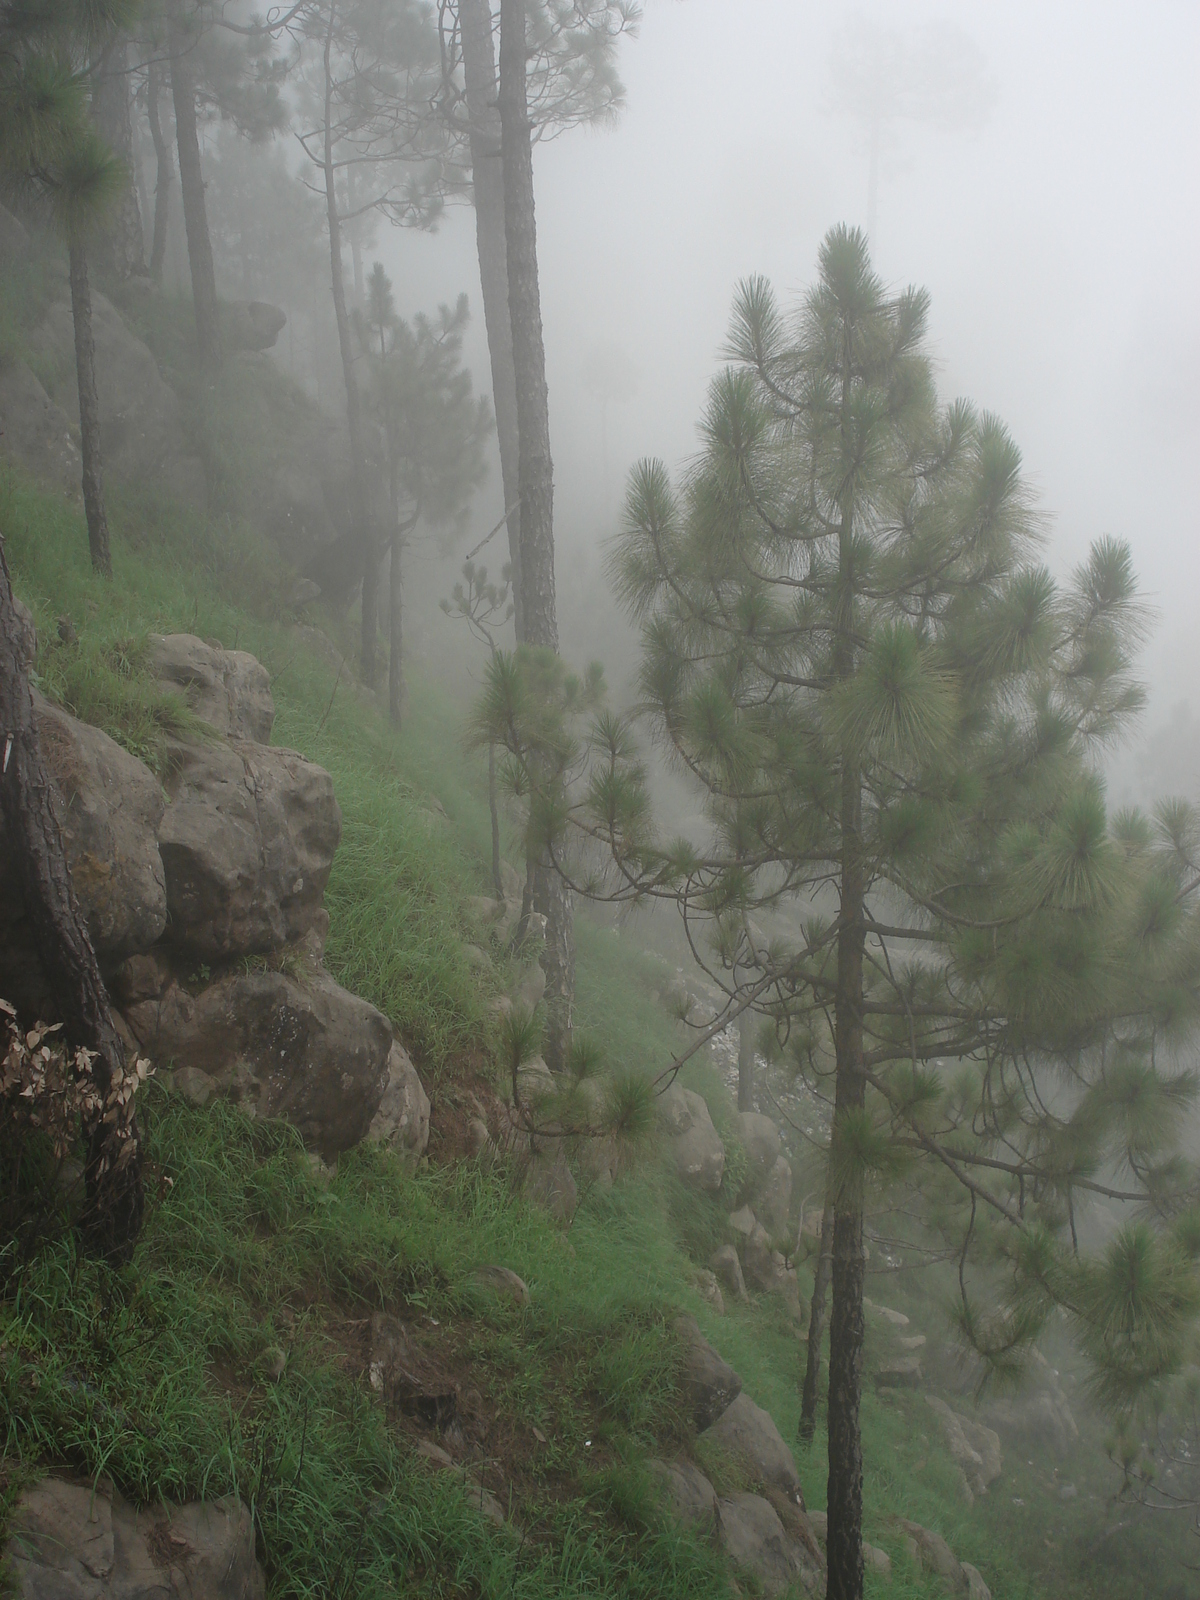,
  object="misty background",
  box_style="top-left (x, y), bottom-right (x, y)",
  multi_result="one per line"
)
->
top-left (184, 0), bottom-right (1200, 803)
